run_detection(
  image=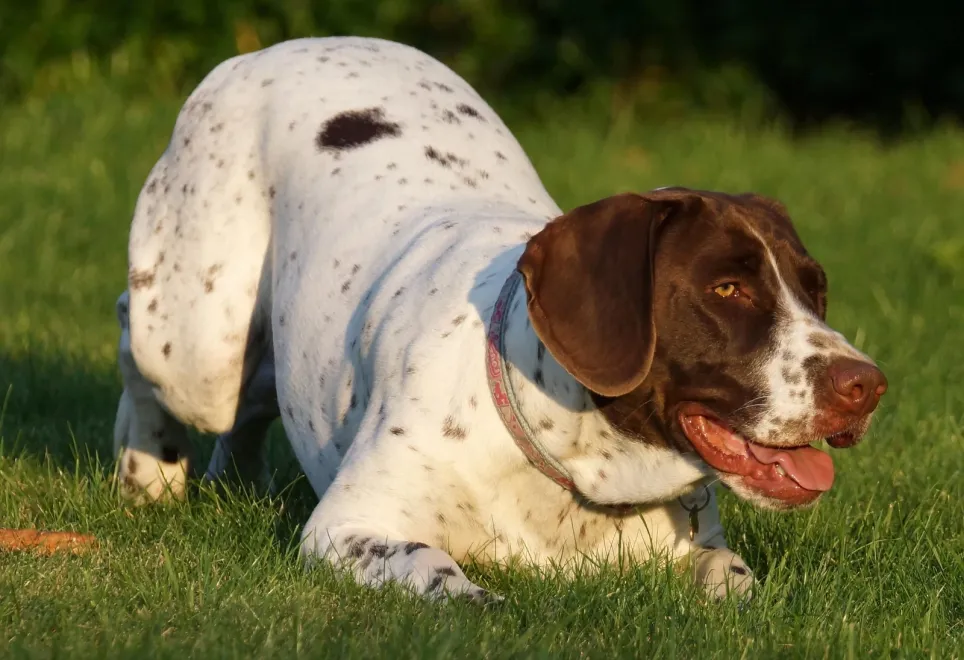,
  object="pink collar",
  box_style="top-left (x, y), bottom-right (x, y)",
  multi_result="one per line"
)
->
top-left (486, 271), bottom-right (578, 492)
top-left (485, 271), bottom-right (708, 526)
